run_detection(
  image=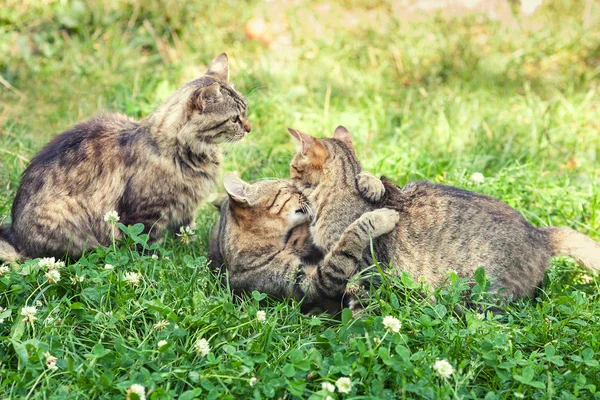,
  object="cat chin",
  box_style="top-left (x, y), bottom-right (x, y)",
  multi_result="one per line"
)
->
top-left (287, 210), bottom-right (310, 227)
